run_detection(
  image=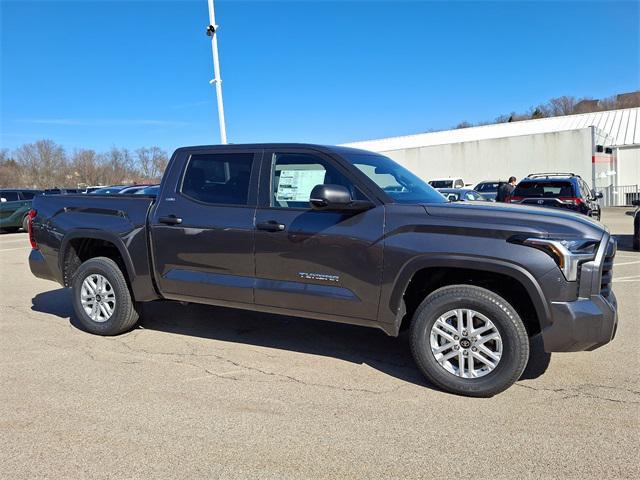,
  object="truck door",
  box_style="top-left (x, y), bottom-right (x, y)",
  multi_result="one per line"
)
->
top-left (253, 149), bottom-right (384, 320)
top-left (149, 148), bottom-right (261, 305)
